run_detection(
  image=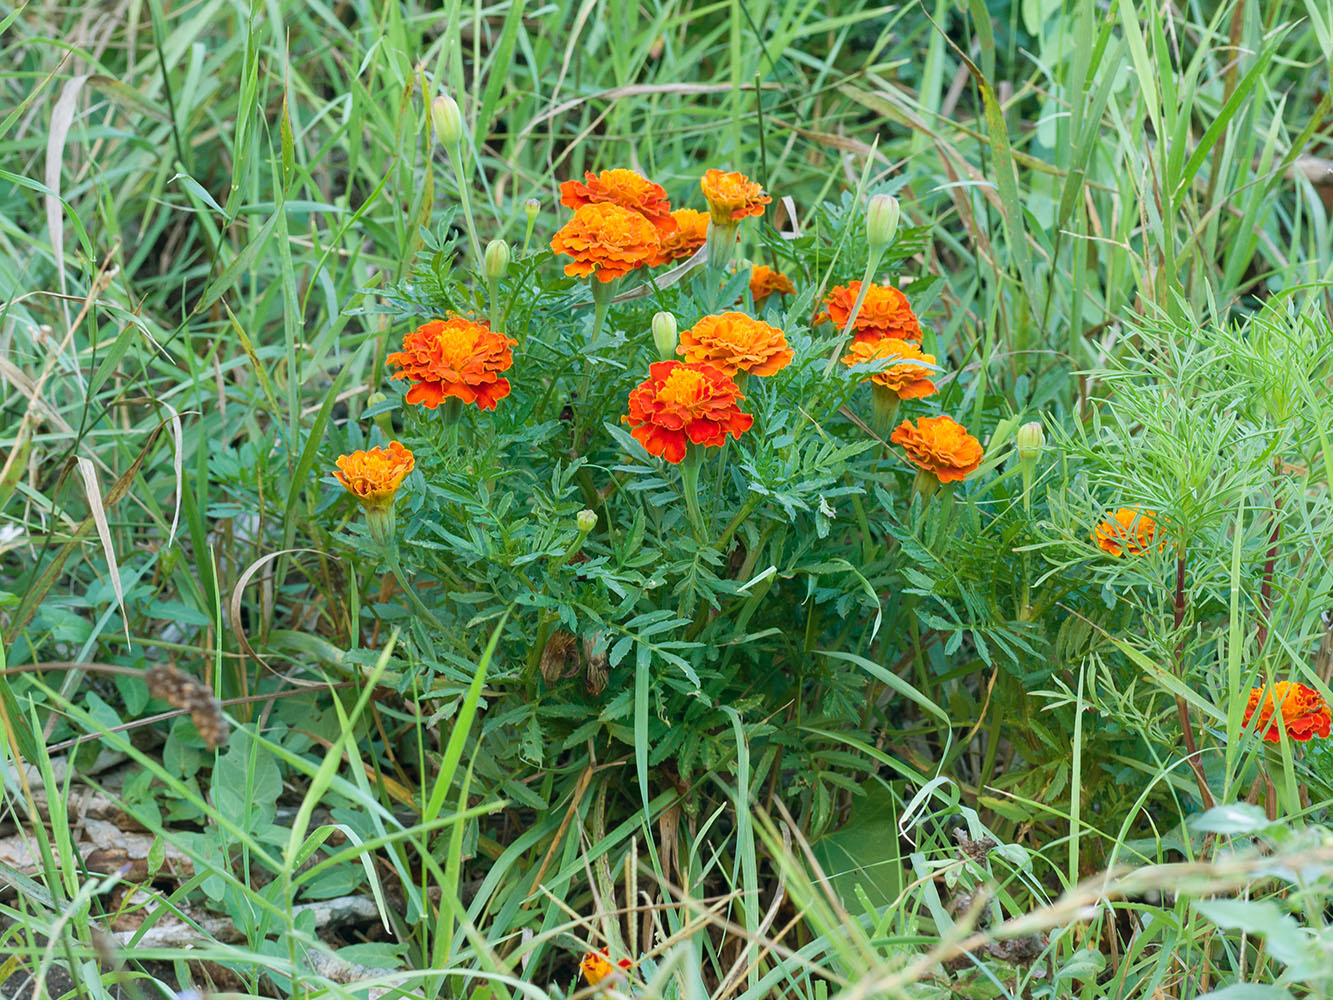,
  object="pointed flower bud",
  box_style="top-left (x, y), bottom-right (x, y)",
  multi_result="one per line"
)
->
top-left (1016, 421), bottom-right (1045, 462)
top-left (484, 239), bottom-right (510, 280)
top-left (576, 509), bottom-right (597, 534)
top-left (866, 194), bottom-right (900, 252)
top-left (525, 198), bottom-right (540, 224)
top-left (652, 312), bottom-right (678, 361)
top-left (431, 94), bottom-right (463, 147)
